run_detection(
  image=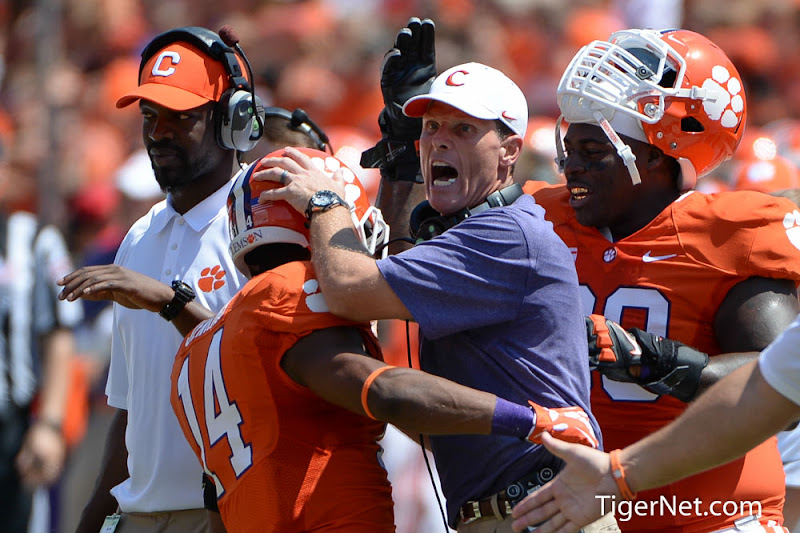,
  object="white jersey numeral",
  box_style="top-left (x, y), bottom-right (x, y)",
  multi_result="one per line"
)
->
top-left (204, 328), bottom-right (253, 476)
top-left (176, 327), bottom-right (253, 497)
top-left (580, 285), bottom-right (670, 401)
